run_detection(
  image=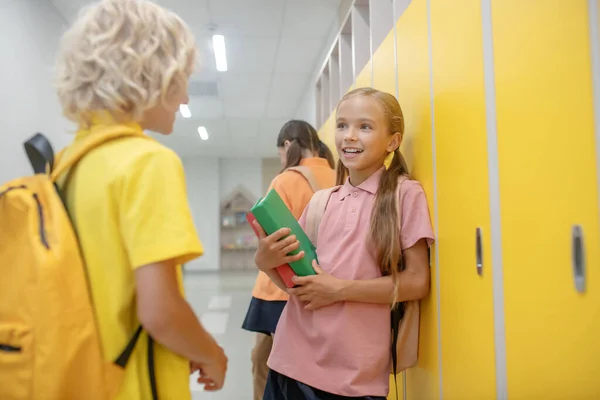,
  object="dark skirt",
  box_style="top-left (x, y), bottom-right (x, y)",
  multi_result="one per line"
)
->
top-left (242, 296), bottom-right (287, 335)
top-left (263, 369), bottom-right (387, 400)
